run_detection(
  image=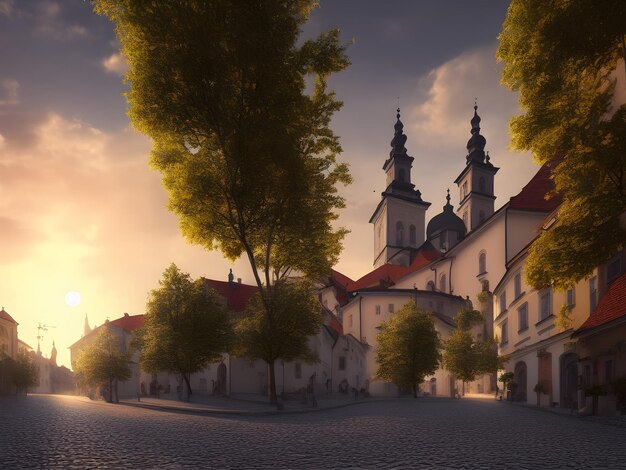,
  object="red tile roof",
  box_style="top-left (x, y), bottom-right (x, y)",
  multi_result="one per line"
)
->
top-left (330, 269), bottom-right (354, 306)
top-left (204, 278), bottom-right (259, 312)
top-left (110, 313), bottom-right (145, 331)
top-left (0, 308), bottom-right (17, 324)
top-left (576, 273), bottom-right (626, 334)
top-left (509, 164), bottom-right (561, 212)
top-left (348, 242), bottom-right (441, 292)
